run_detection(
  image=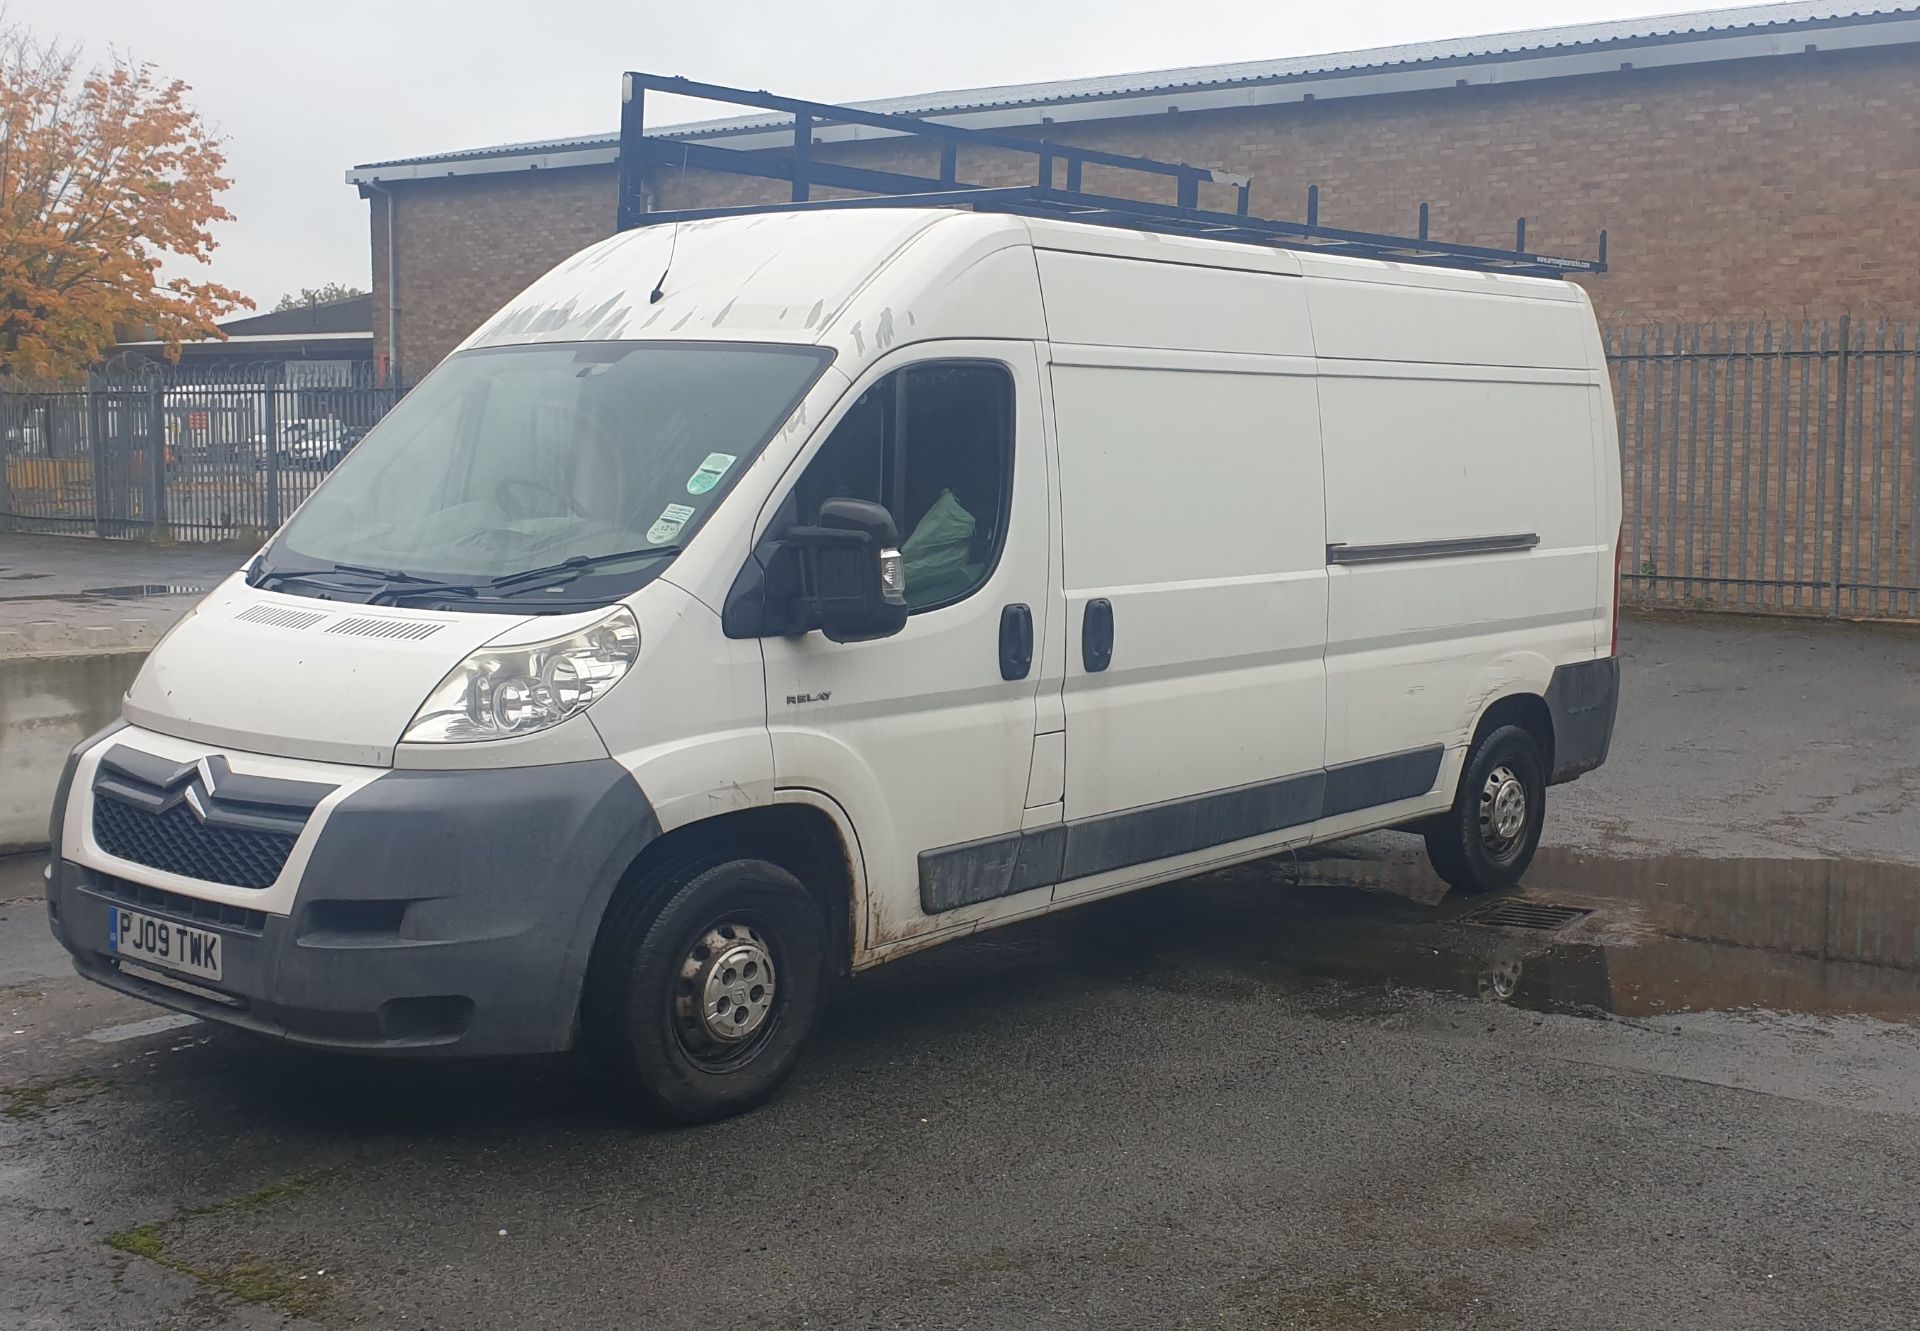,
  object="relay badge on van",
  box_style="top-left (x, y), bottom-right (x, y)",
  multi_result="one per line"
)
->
top-left (45, 82), bottom-right (1619, 1124)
